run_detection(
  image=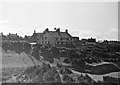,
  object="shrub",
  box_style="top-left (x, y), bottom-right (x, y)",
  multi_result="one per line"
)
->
top-left (43, 68), bottom-right (61, 83)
